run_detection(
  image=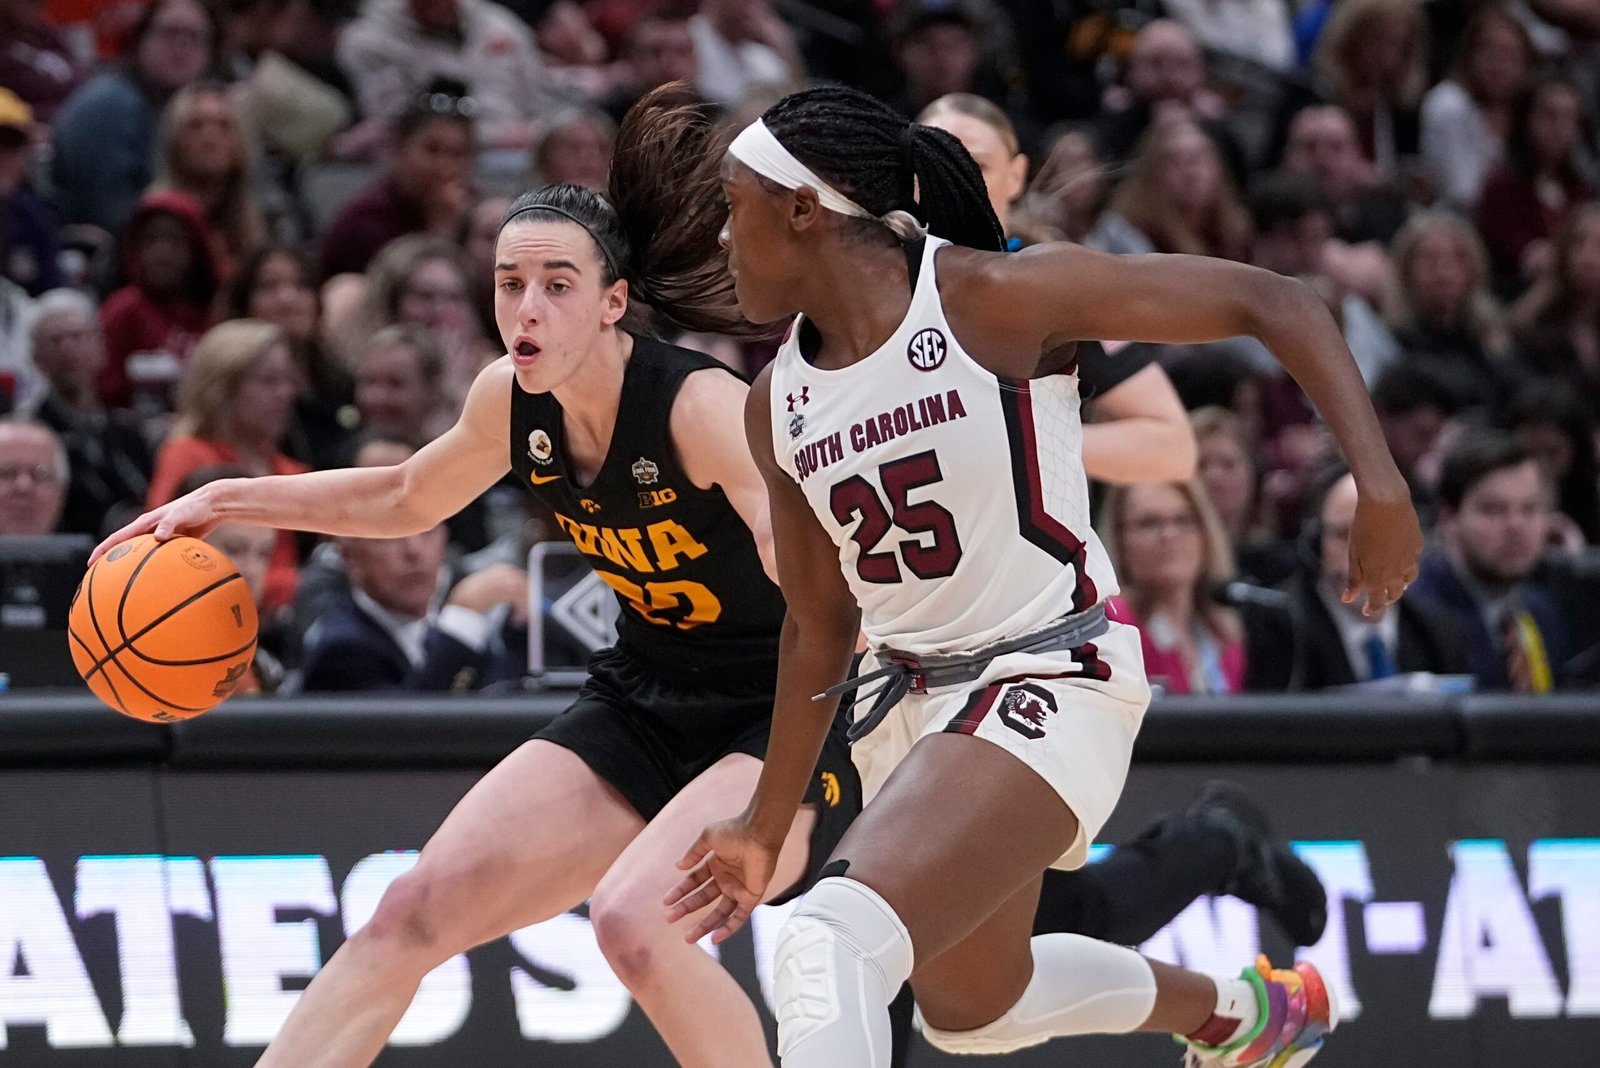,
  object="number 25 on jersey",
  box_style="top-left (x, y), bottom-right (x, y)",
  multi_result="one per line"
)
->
top-left (828, 450), bottom-right (963, 583)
